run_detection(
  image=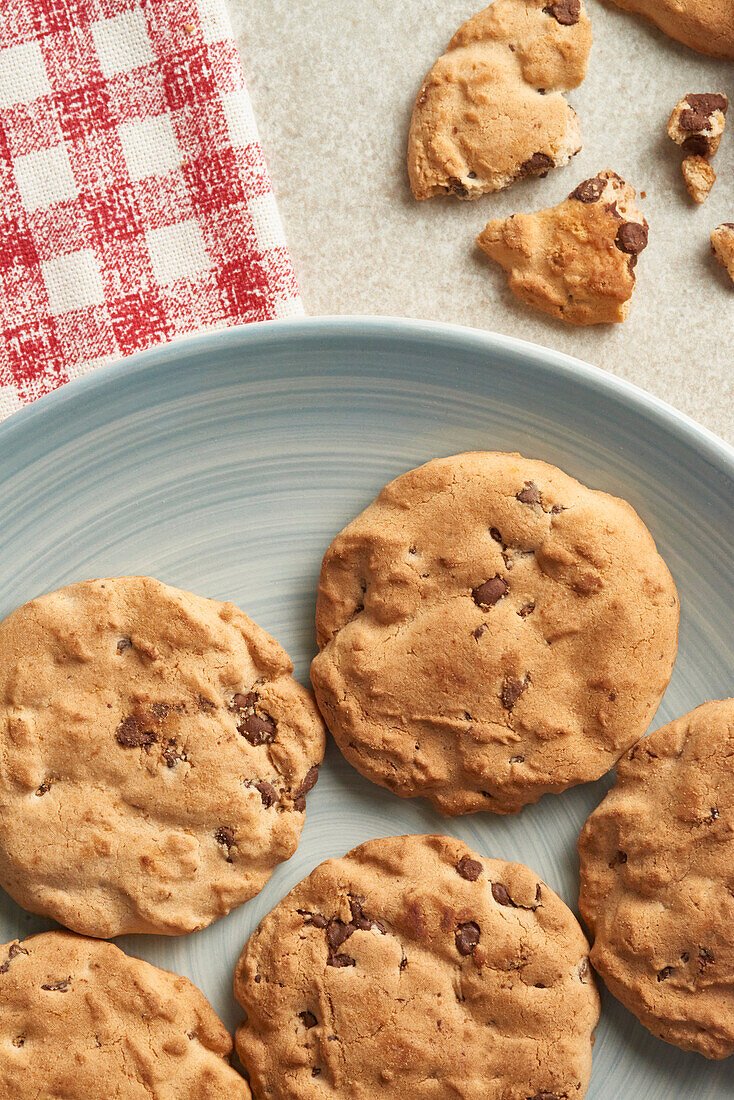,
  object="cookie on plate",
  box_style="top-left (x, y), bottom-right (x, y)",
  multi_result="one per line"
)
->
top-left (0, 930), bottom-right (251, 1099)
top-left (407, 0), bottom-right (592, 200)
top-left (608, 0), bottom-right (734, 59)
top-left (711, 223), bottom-right (734, 282)
top-left (234, 833), bottom-right (600, 1099)
top-left (579, 700), bottom-right (734, 1058)
top-left (0, 576), bottom-right (326, 937)
top-left (311, 452), bottom-right (679, 815)
top-left (477, 170), bottom-right (648, 324)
